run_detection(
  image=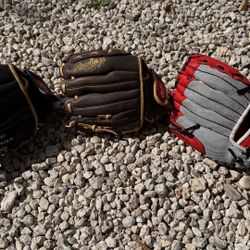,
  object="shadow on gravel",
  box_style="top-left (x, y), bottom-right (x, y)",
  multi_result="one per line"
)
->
top-left (0, 105), bottom-right (77, 183)
top-left (0, 110), bottom-right (170, 184)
